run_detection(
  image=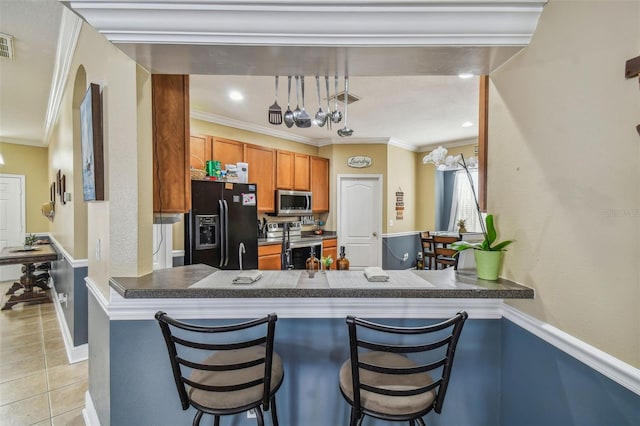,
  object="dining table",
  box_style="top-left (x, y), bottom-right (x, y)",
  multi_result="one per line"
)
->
top-left (0, 244), bottom-right (59, 310)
